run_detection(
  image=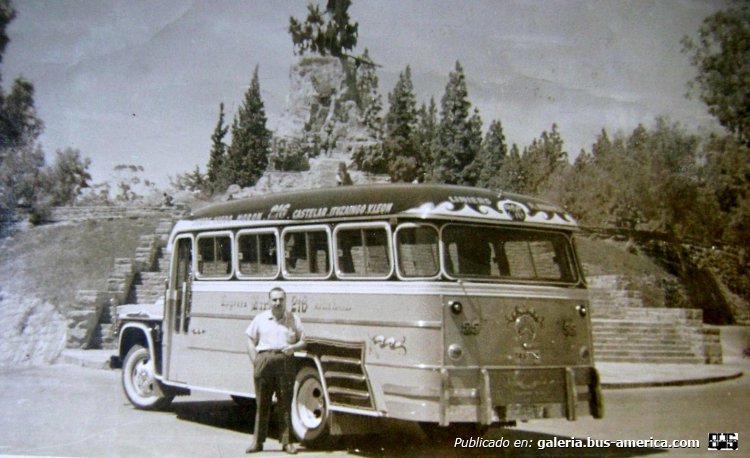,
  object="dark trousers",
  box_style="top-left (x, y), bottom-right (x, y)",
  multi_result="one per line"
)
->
top-left (252, 351), bottom-right (296, 446)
